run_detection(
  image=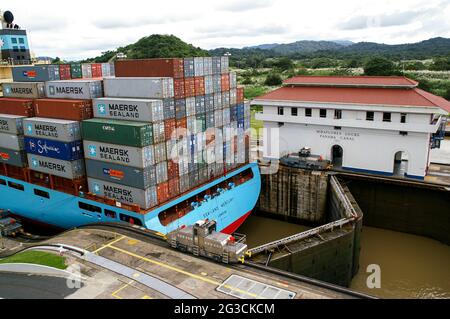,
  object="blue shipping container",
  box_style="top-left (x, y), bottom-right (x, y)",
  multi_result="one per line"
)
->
top-left (24, 137), bottom-right (84, 161)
